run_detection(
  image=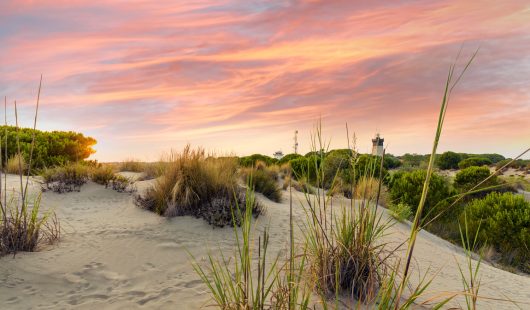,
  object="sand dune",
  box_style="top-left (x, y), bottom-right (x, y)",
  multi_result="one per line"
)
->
top-left (0, 173), bottom-right (529, 309)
